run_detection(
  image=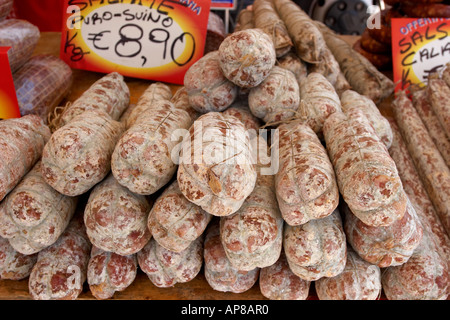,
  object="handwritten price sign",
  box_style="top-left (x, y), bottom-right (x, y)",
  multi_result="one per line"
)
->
top-left (391, 18), bottom-right (450, 92)
top-left (60, 0), bottom-right (211, 84)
